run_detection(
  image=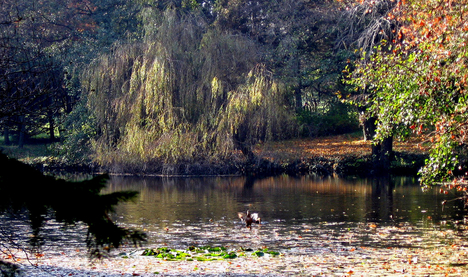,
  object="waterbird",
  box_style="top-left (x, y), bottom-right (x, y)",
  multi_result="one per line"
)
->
top-left (238, 210), bottom-right (261, 228)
